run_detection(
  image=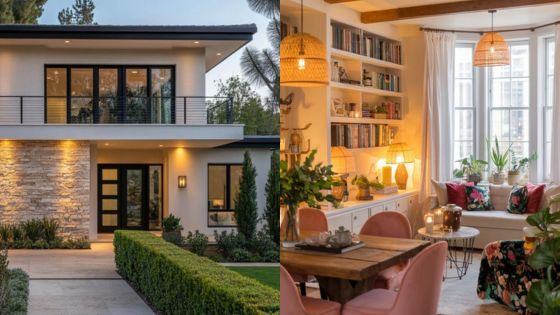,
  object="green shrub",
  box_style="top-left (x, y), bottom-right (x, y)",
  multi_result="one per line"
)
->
top-left (114, 231), bottom-right (279, 315)
top-left (262, 250), bottom-right (279, 263)
top-left (263, 151), bottom-right (280, 243)
top-left (42, 218), bottom-right (60, 244)
top-left (214, 230), bottom-right (246, 258)
top-left (234, 151), bottom-right (258, 240)
top-left (22, 219), bottom-right (43, 242)
top-left (162, 214), bottom-right (182, 232)
top-left (10, 225), bottom-right (23, 242)
top-left (0, 225), bottom-right (10, 243)
top-left (230, 248), bottom-right (252, 262)
top-left (185, 230), bottom-right (208, 256)
top-left (0, 248), bottom-right (8, 309)
top-left (1, 269), bottom-right (29, 315)
top-left (248, 230), bottom-right (277, 257)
